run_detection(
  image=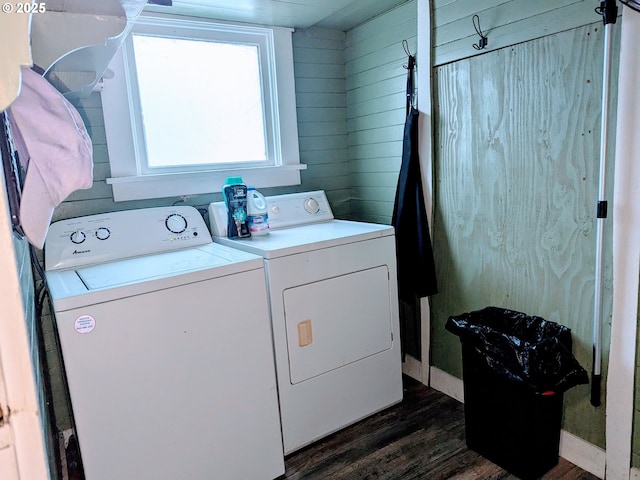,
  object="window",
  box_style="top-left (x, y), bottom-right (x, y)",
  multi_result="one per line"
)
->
top-left (102, 14), bottom-right (302, 201)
